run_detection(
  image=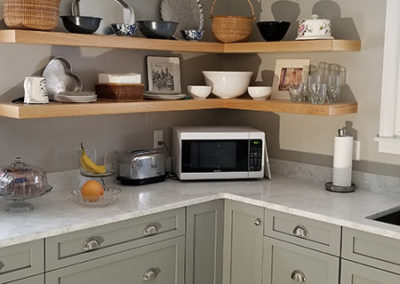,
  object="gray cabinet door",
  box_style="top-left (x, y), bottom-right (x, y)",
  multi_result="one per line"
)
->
top-left (341, 260), bottom-right (400, 284)
top-left (46, 237), bottom-right (185, 284)
top-left (263, 237), bottom-right (339, 284)
top-left (8, 274), bottom-right (44, 284)
top-left (186, 200), bottom-right (224, 284)
top-left (223, 200), bottom-right (264, 284)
